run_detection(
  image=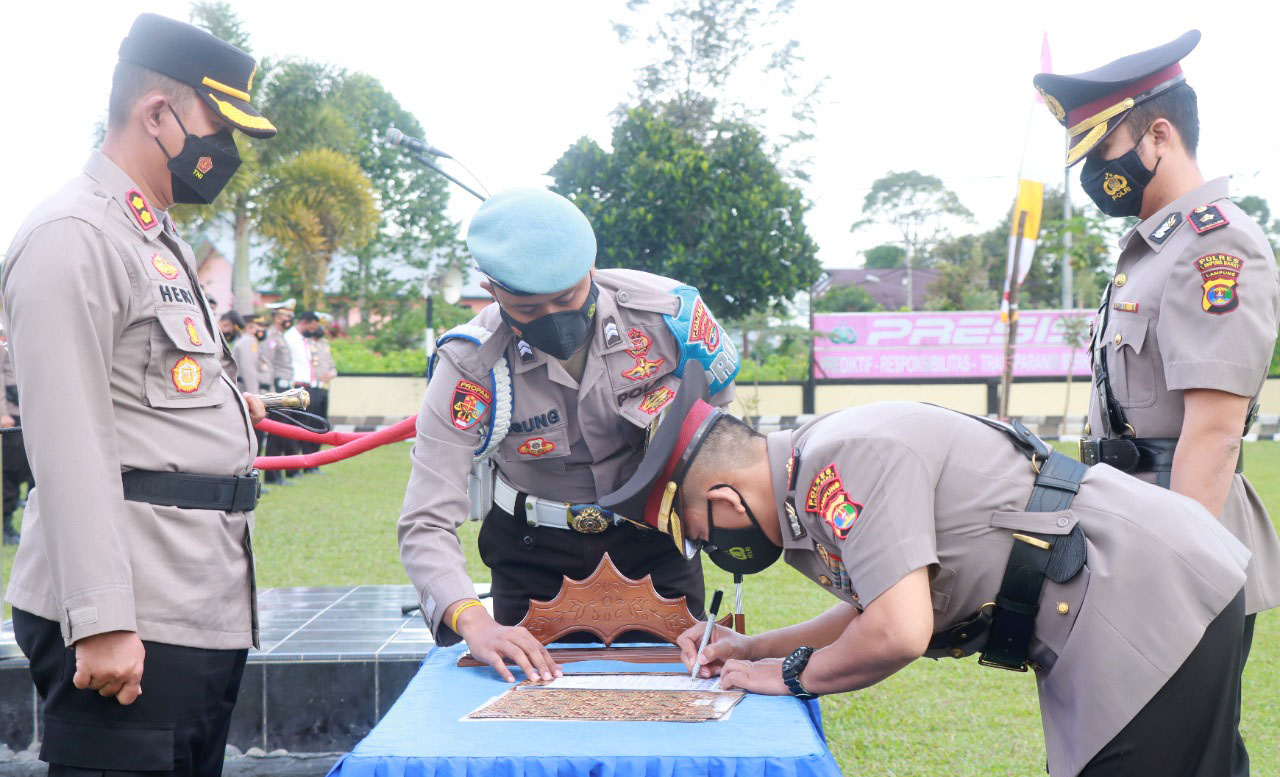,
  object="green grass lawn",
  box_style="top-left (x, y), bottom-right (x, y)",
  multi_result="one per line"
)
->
top-left (3, 441), bottom-right (1278, 774)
